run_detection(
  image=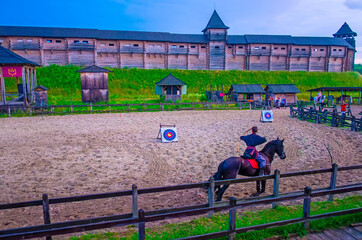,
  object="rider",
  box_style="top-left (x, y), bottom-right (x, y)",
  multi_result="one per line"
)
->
top-left (240, 126), bottom-right (267, 176)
